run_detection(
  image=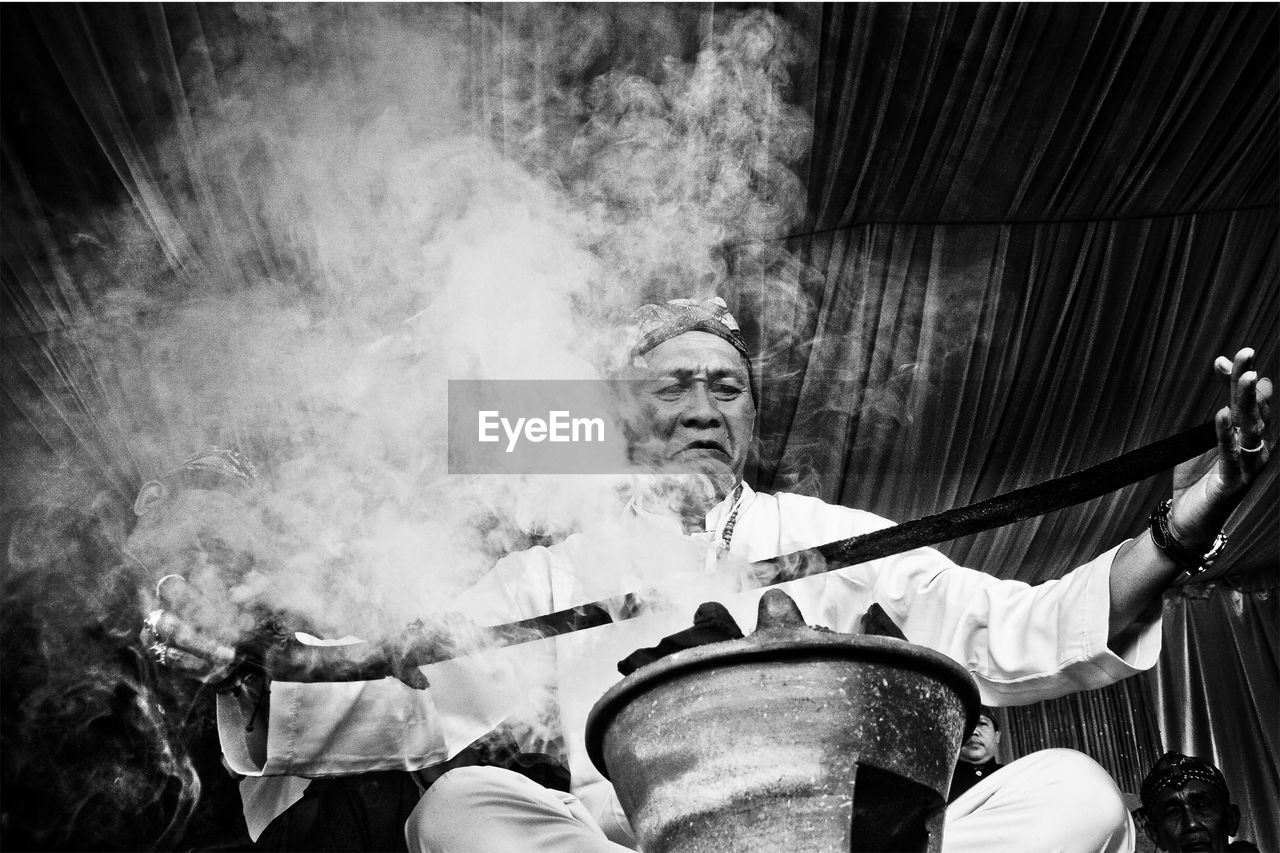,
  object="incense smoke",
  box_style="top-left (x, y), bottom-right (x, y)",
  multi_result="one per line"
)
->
top-left (2, 5), bottom-right (818, 846)
top-left (12, 4), bottom-right (818, 633)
